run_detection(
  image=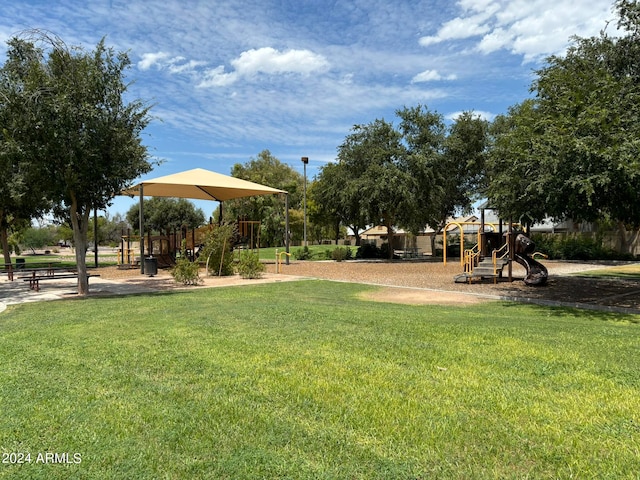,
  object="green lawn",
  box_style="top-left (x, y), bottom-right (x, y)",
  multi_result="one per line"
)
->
top-left (574, 263), bottom-right (640, 280)
top-left (257, 245), bottom-right (348, 262)
top-left (0, 281), bottom-right (638, 479)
